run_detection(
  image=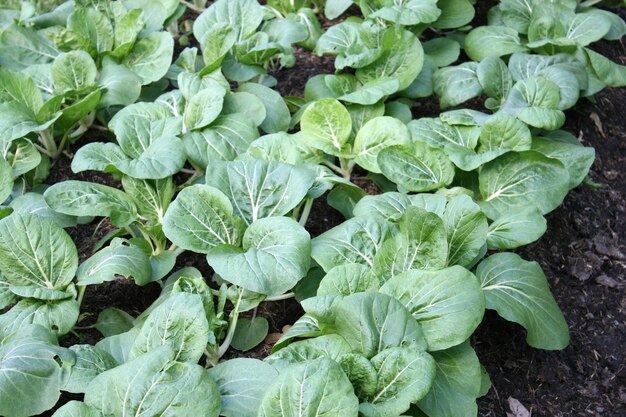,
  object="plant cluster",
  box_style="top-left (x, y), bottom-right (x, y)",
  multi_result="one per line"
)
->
top-left (0, 0), bottom-right (624, 416)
